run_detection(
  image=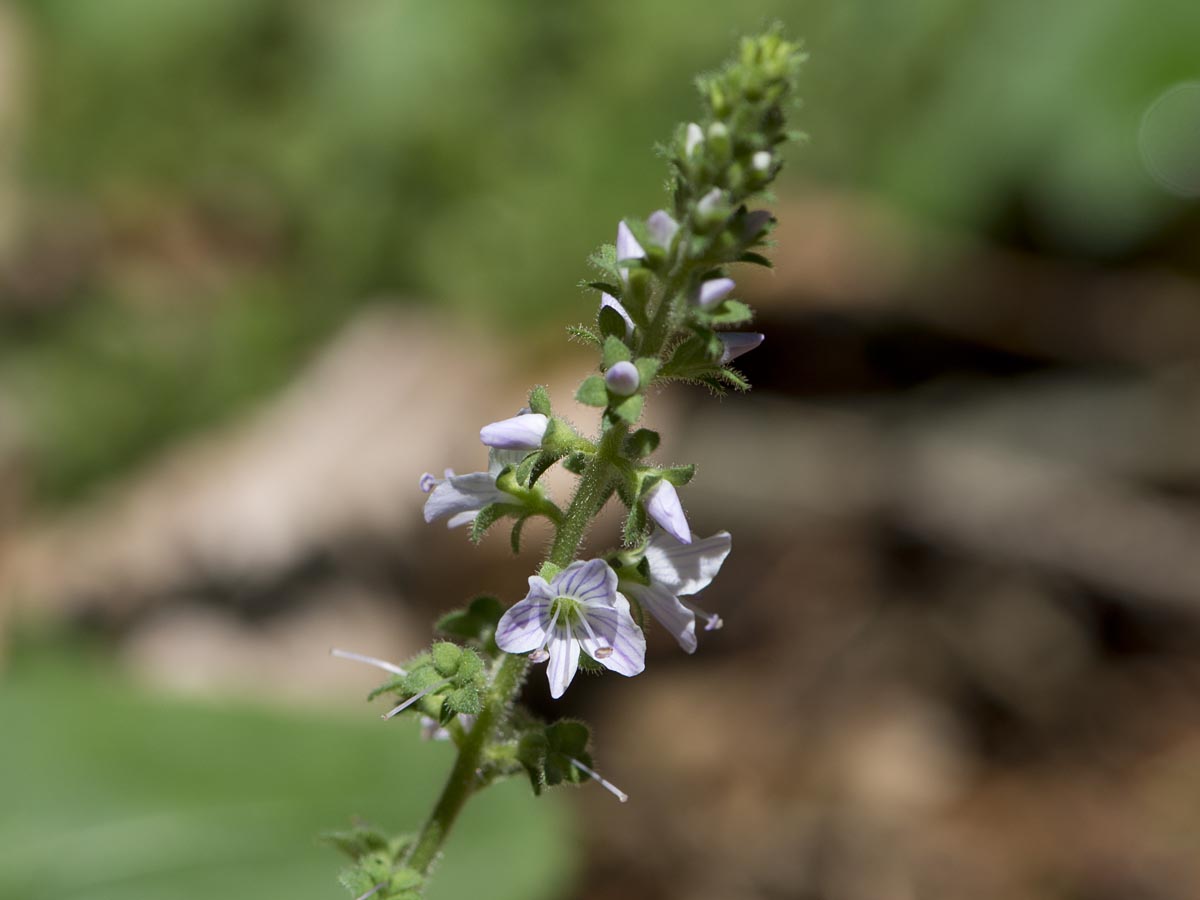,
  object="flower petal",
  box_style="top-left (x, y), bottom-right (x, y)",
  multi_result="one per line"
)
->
top-left (423, 472), bottom-right (505, 524)
top-left (616, 221), bottom-right (645, 263)
top-left (696, 277), bottom-right (735, 309)
top-left (647, 210), bottom-right (679, 248)
top-left (600, 293), bottom-right (635, 341)
top-left (644, 480), bottom-right (691, 544)
top-left (445, 510), bottom-right (480, 529)
top-left (546, 627), bottom-right (580, 699)
top-left (487, 447), bottom-right (530, 478)
top-left (580, 593), bottom-right (647, 676)
top-left (495, 594), bottom-right (553, 654)
top-left (645, 530), bottom-right (732, 595)
top-left (480, 413), bottom-right (549, 450)
top-left (554, 559), bottom-right (617, 605)
top-left (718, 332), bottom-right (764, 365)
top-left (624, 582), bottom-right (697, 654)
